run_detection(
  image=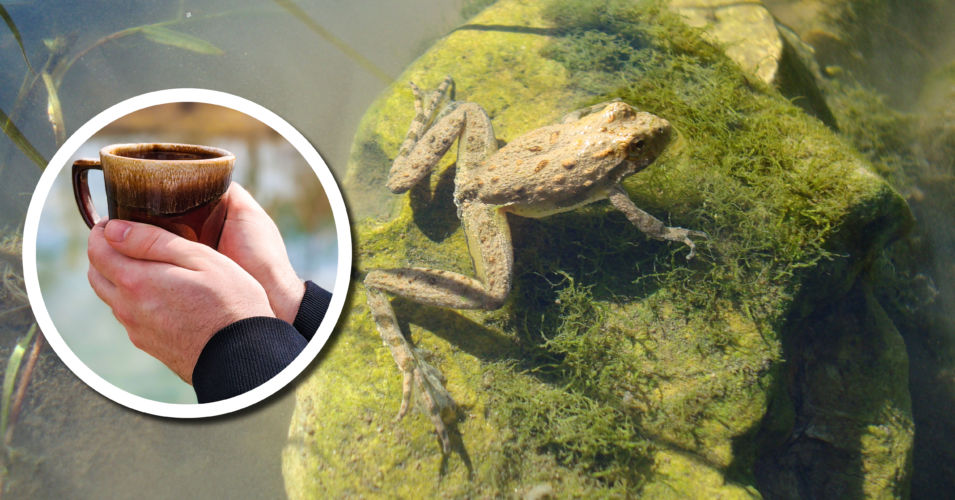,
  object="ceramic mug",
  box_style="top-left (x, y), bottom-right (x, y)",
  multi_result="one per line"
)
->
top-left (71, 143), bottom-right (235, 247)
